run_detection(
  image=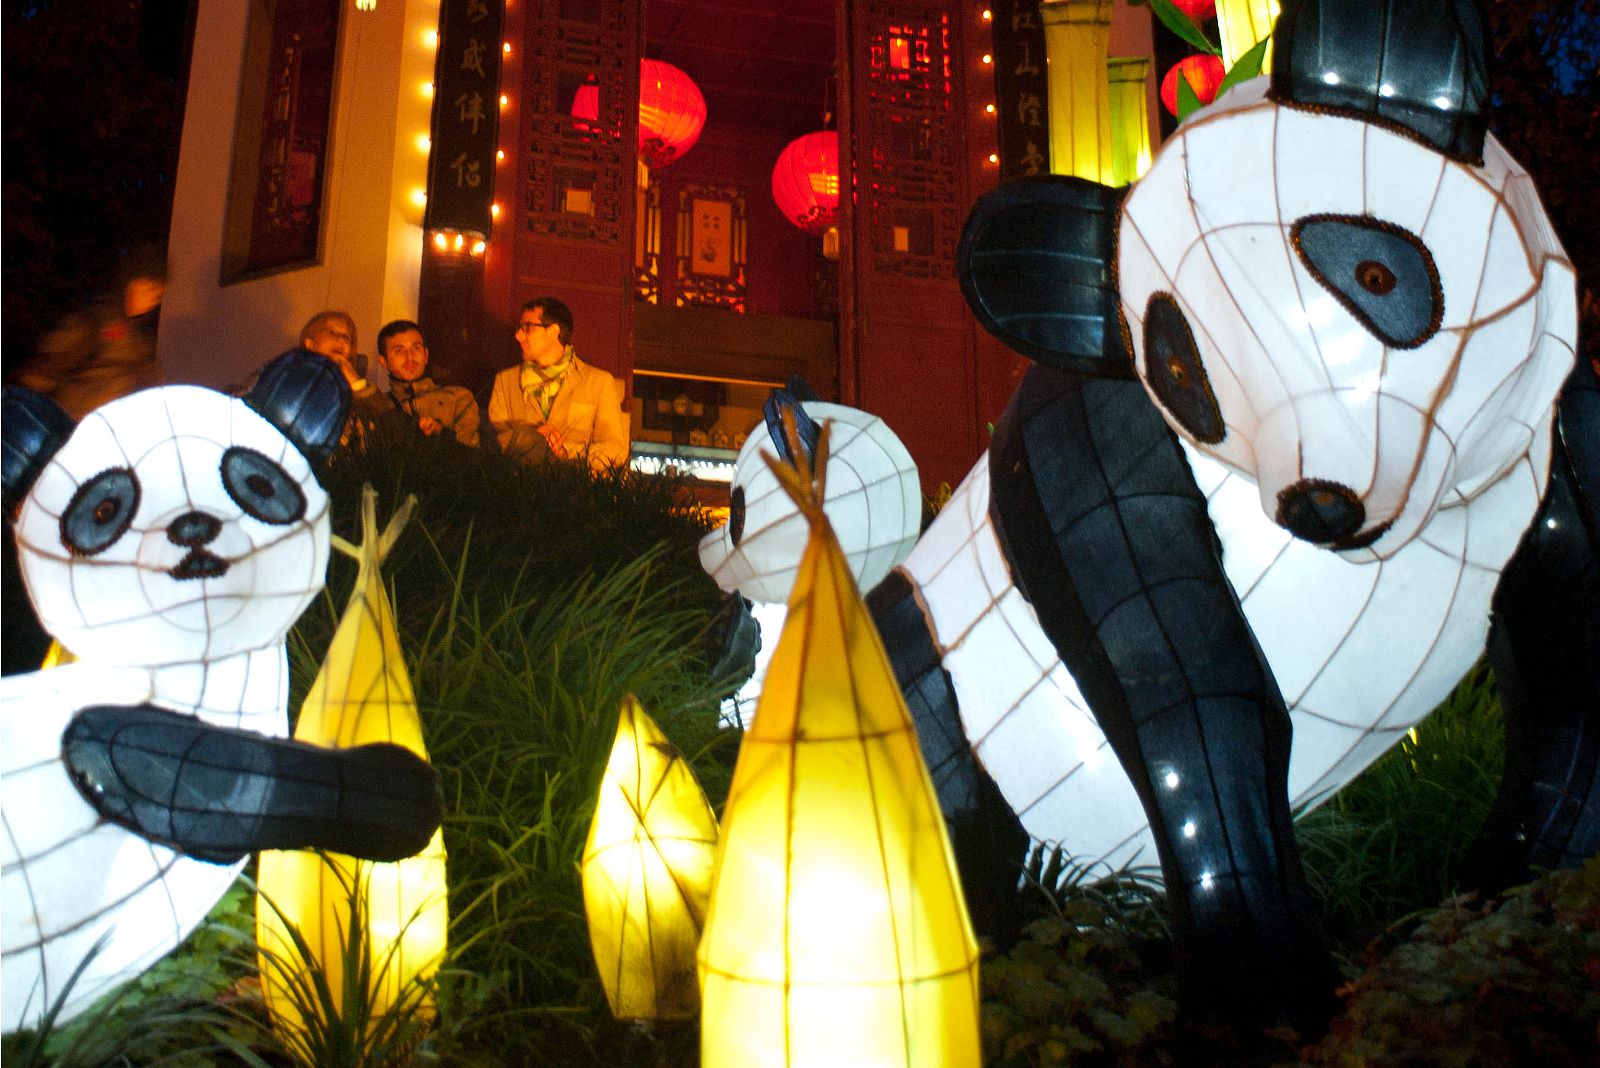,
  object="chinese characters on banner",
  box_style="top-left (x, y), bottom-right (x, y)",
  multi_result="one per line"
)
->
top-left (989, 0), bottom-right (1051, 181)
top-left (425, 0), bottom-right (506, 236)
